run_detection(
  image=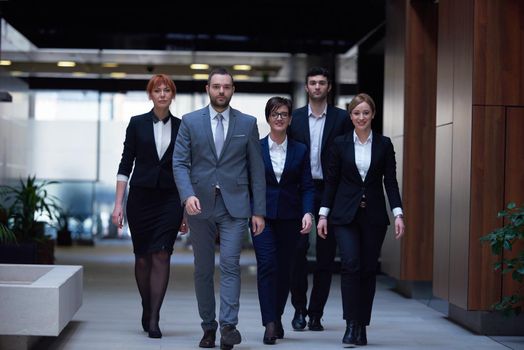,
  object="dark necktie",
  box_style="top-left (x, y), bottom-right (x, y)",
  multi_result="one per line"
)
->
top-left (215, 113), bottom-right (224, 156)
